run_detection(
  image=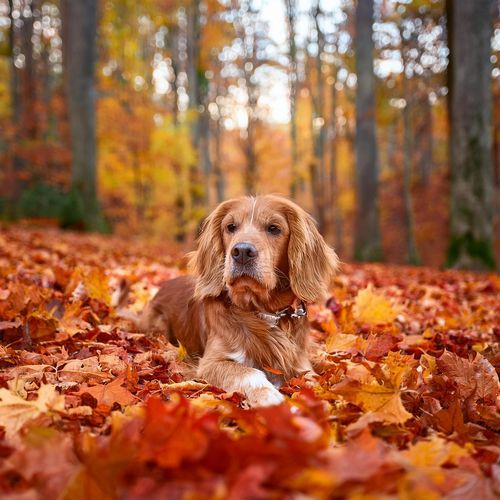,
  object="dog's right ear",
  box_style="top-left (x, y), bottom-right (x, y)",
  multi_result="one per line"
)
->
top-left (189, 200), bottom-right (233, 300)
